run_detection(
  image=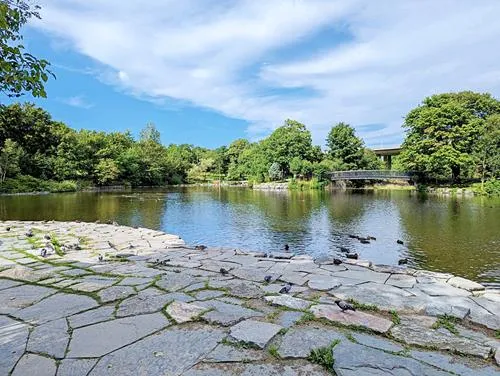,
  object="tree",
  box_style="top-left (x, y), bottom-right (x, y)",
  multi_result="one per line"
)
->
top-left (0, 0), bottom-right (54, 98)
top-left (399, 91), bottom-right (500, 181)
top-left (94, 158), bottom-right (119, 185)
top-left (268, 162), bottom-right (283, 181)
top-left (140, 122), bottom-right (161, 144)
top-left (474, 114), bottom-right (500, 188)
top-left (326, 122), bottom-right (364, 169)
top-left (289, 157), bottom-right (303, 178)
top-left (0, 138), bottom-right (22, 181)
top-left (361, 149), bottom-right (385, 170)
top-left (262, 119), bottom-right (315, 173)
